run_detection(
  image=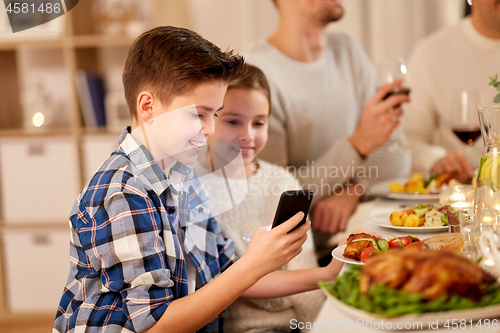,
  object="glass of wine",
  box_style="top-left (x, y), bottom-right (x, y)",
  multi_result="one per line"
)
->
top-left (376, 57), bottom-right (412, 151)
top-left (377, 57), bottom-right (412, 99)
top-left (450, 90), bottom-right (482, 170)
